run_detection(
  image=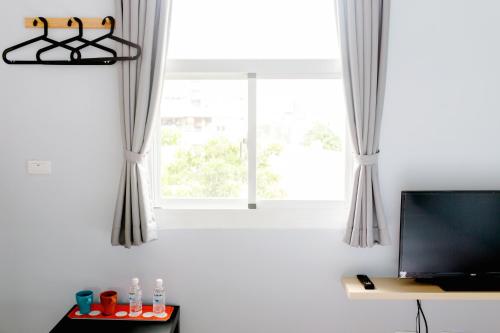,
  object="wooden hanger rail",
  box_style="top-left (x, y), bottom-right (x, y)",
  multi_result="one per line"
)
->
top-left (24, 17), bottom-right (112, 29)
